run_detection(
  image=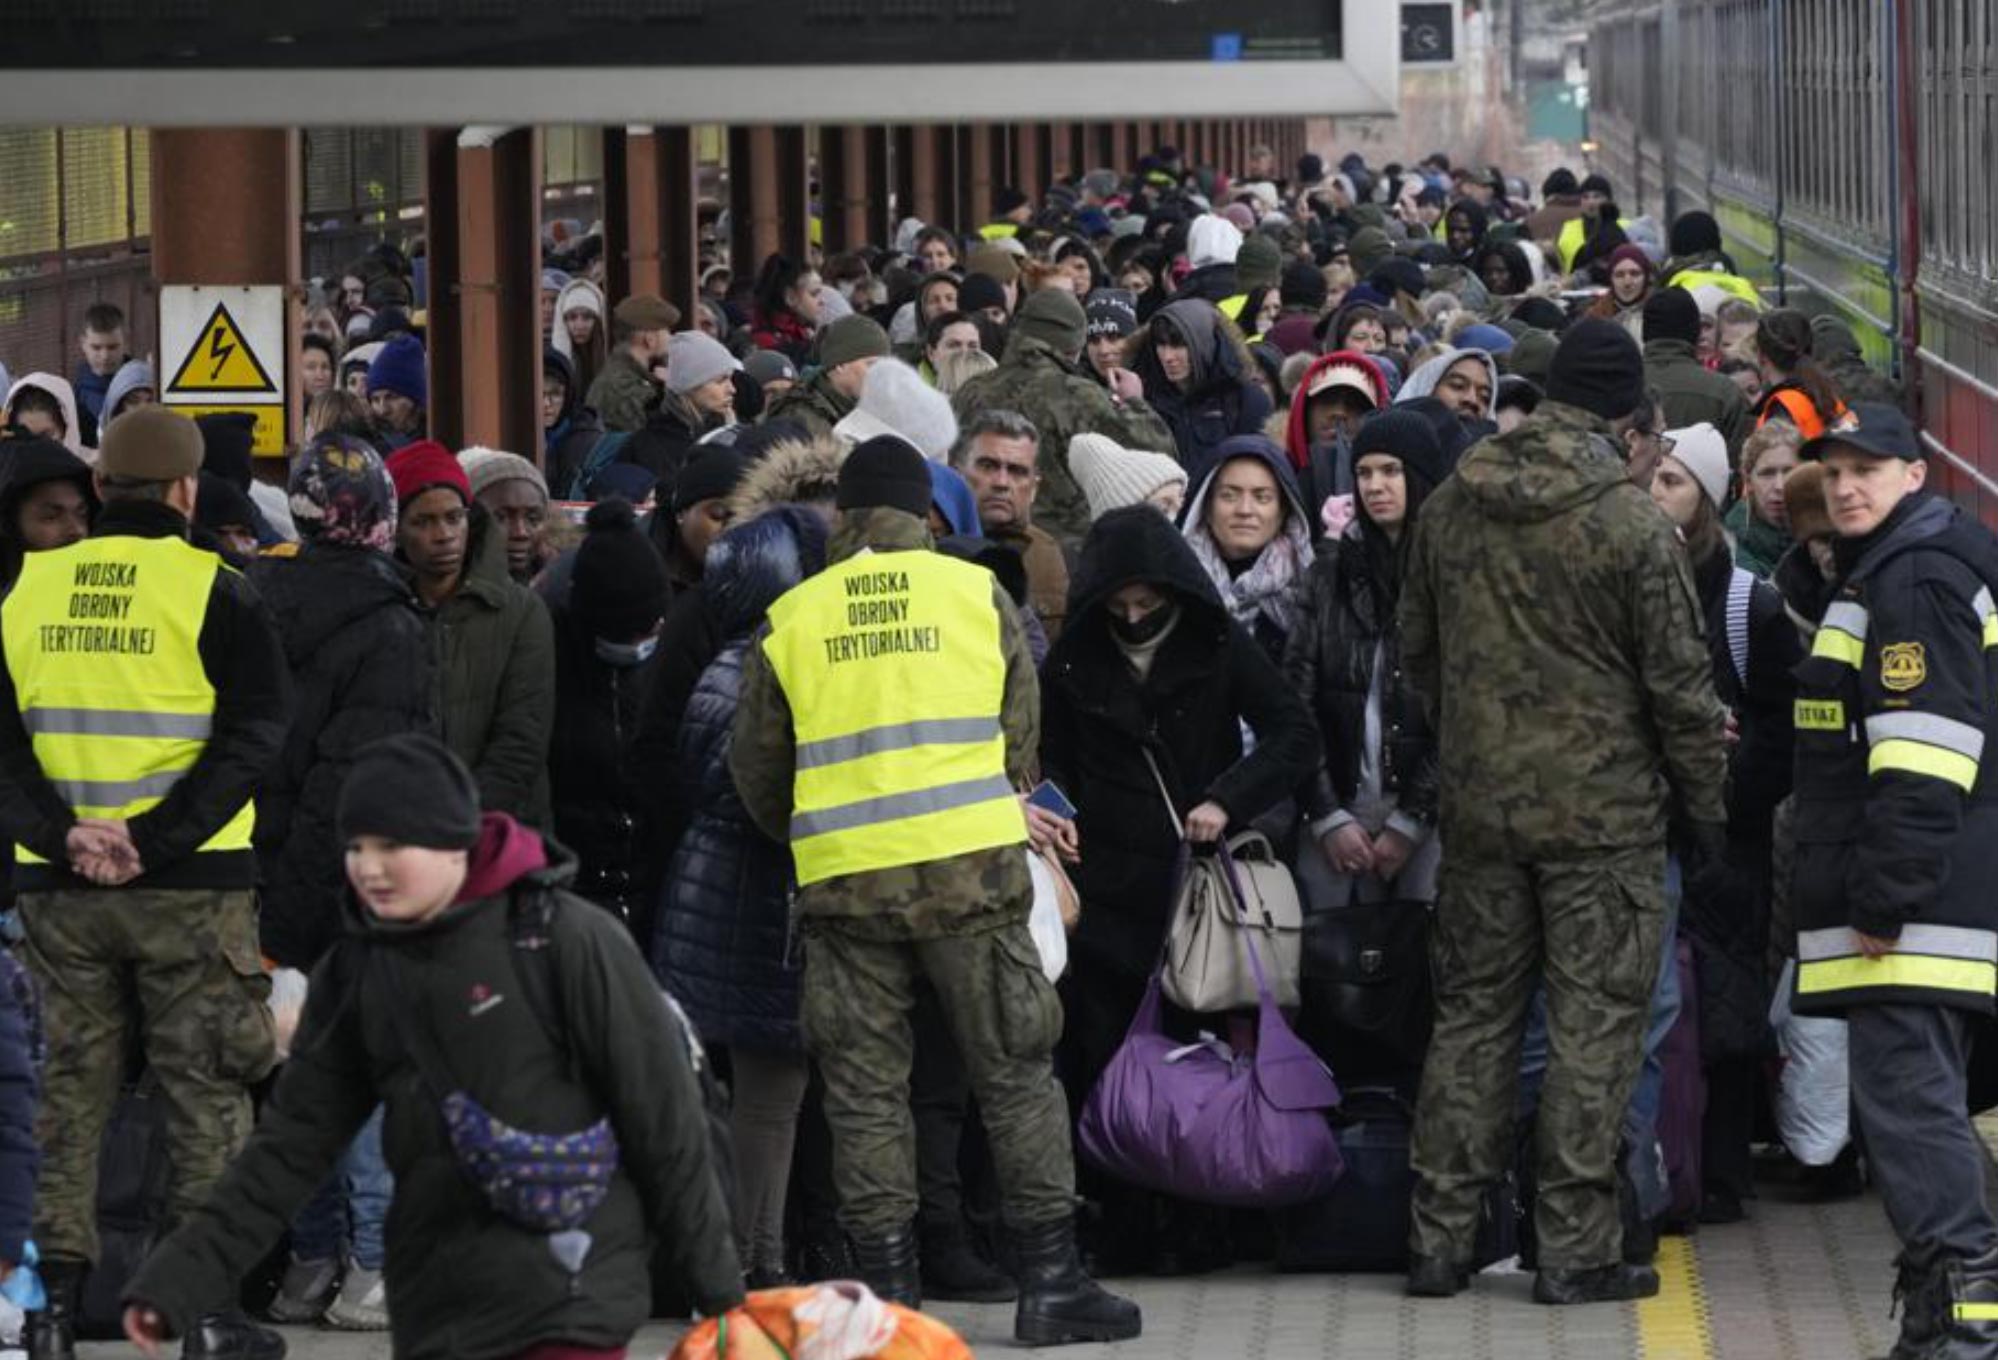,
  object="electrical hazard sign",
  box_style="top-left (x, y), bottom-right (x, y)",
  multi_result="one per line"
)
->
top-left (167, 303), bottom-right (277, 395)
top-left (160, 285), bottom-right (288, 455)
